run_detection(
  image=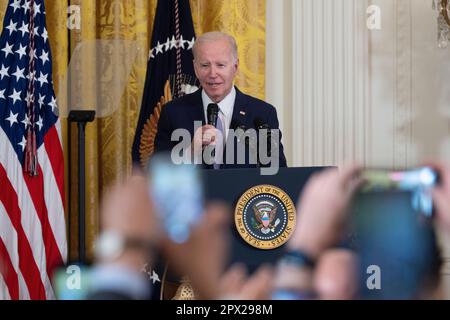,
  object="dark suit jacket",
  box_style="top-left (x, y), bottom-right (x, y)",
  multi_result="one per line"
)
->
top-left (154, 87), bottom-right (287, 169)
